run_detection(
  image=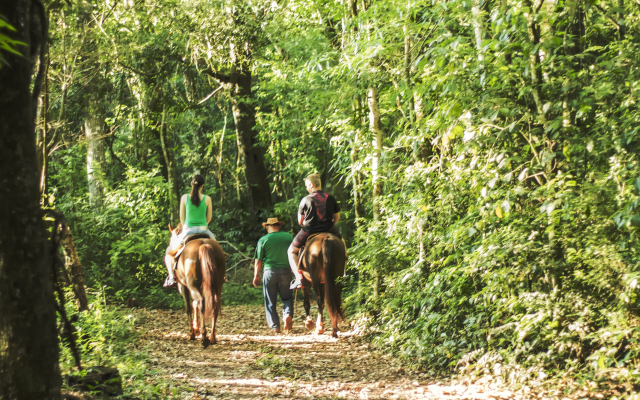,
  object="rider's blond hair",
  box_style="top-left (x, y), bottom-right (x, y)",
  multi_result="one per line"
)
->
top-left (305, 174), bottom-right (322, 188)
